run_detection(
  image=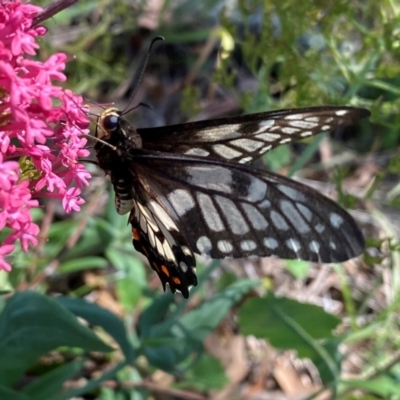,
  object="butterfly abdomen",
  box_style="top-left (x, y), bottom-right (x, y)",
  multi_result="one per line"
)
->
top-left (112, 175), bottom-right (136, 215)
